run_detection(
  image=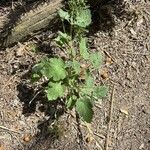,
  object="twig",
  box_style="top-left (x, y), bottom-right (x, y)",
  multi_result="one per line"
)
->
top-left (103, 50), bottom-right (115, 62)
top-left (94, 132), bottom-right (105, 139)
top-left (105, 85), bottom-right (115, 150)
top-left (29, 89), bottom-right (43, 105)
top-left (95, 103), bottom-right (102, 109)
top-left (12, 134), bottom-right (25, 150)
top-left (121, 52), bottom-right (150, 56)
top-left (94, 138), bottom-right (104, 150)
top-left (0, 125), bottom-right (20, 134)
